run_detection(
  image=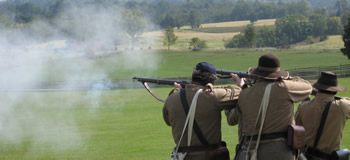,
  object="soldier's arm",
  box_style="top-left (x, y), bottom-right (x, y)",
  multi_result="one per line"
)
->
top-left (212, 85), bottom-right (241, 110)
top-left (339, 97), bottom-right (350, 120)
top-left (283, 77), bottom-right (312, 102)
top-left (225, 103), bottom-right (241, 126)
top-left (162, 102), bottom-right (171, 126)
